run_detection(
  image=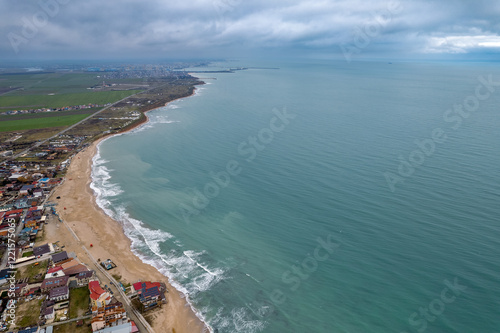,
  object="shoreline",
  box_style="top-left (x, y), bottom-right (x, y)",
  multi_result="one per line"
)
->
top-left (46, 87), bottom-right (210, 333)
